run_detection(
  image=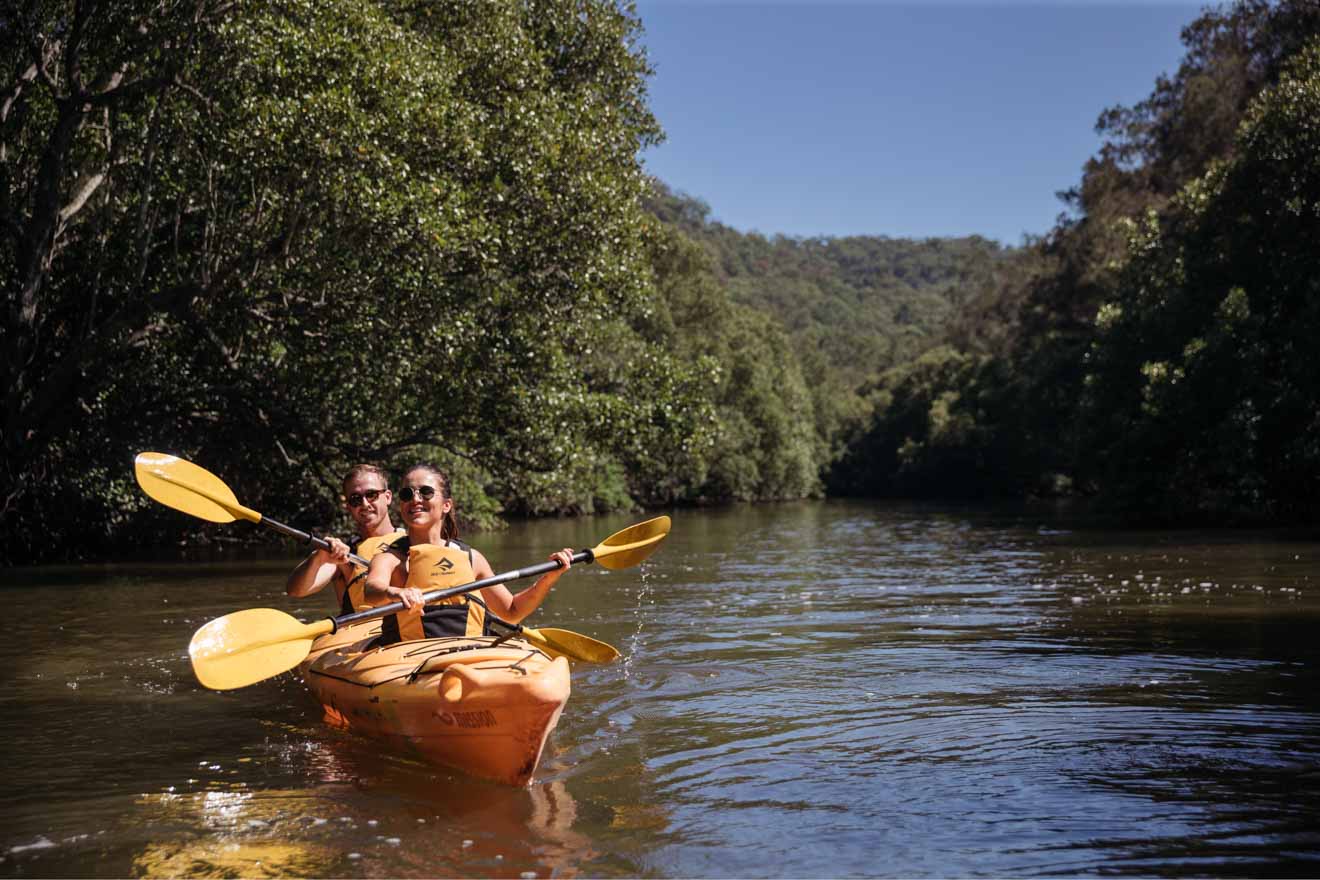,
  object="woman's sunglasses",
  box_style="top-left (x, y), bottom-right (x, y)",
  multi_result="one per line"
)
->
top-left (346, 489), bottom-right (386, 508)
top-left (397, 485), bottom-right (439, 503)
